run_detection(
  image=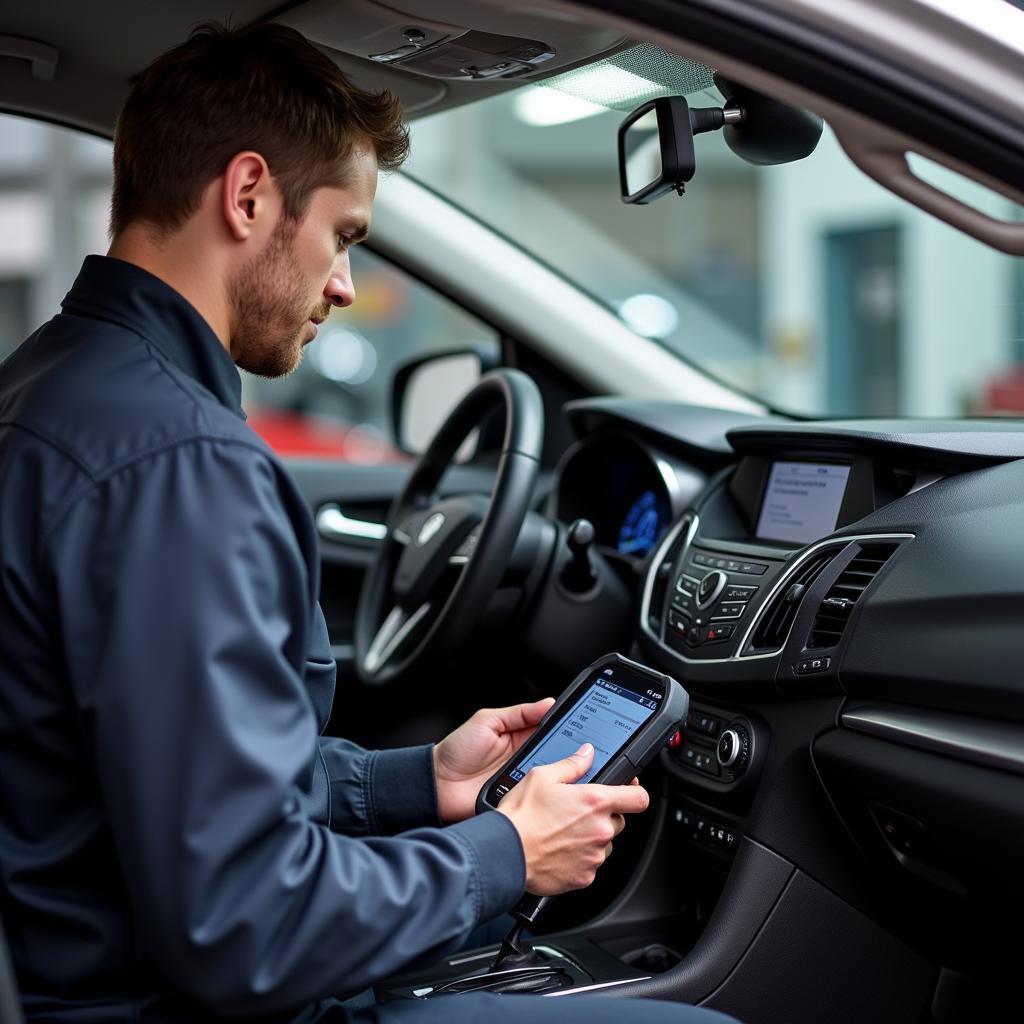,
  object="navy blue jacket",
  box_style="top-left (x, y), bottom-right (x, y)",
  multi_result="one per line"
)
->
top-left (0, 256), bottom-right (525, 1021)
